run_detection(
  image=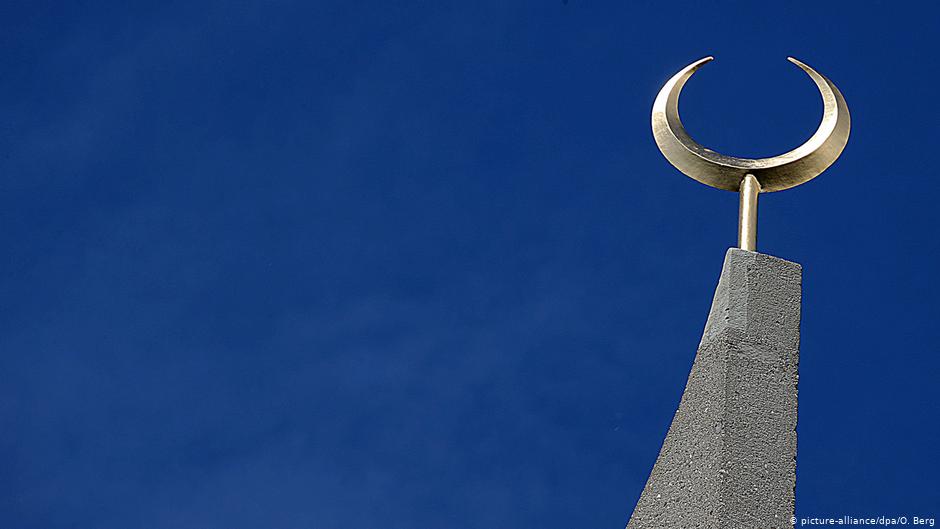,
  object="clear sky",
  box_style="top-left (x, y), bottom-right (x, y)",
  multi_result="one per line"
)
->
top-left (2, 1), bottom-right (938, 527)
